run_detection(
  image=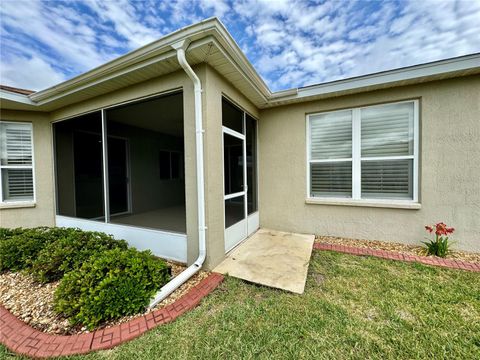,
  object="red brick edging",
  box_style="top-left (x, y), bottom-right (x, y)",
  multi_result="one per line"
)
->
top-left (0, 273), bottom-right (224, 358)
top-left (314, 242), bottom-right (480, 272)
